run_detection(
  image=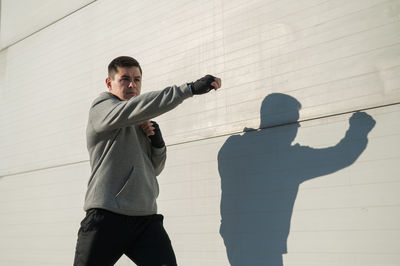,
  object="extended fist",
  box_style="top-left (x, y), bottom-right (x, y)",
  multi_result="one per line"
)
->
top-left (189, 75), bottom-right (222, 95)
top-left (349, 112), bottom-right (376, 132)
